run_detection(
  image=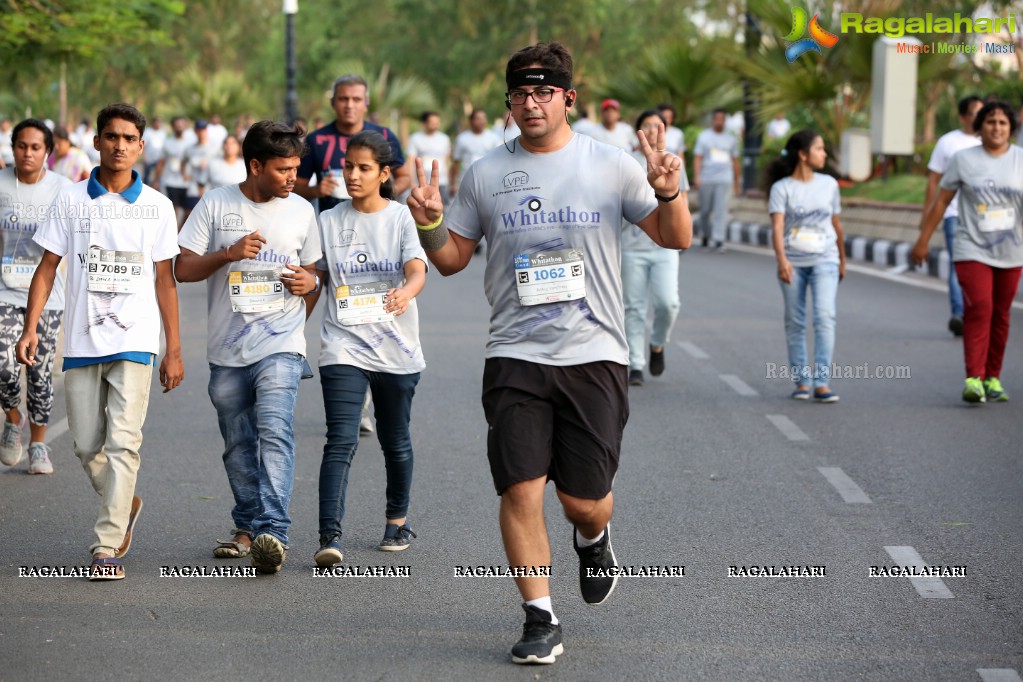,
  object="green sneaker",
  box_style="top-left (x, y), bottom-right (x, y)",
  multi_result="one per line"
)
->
top-left (962, 377), bottom-right (986, 404)
top-left (983, 377), bottom-right (1009, 402)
